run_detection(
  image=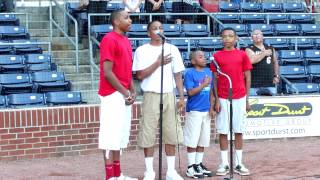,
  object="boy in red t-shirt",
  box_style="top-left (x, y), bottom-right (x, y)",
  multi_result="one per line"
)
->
top-left (210, 27), bottom-right (252, 176)
top-left (98, 9), bottom-right (137, 180)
